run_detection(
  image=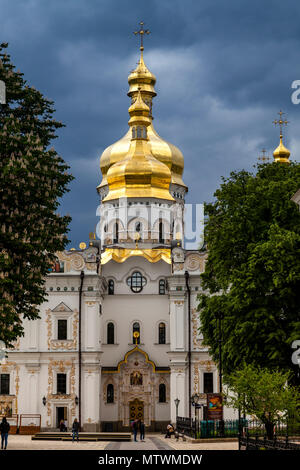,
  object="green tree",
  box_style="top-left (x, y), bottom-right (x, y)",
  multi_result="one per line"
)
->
top-left (0, 43), bottom-right (73, 346)
top-left (198, 162), bottom-right (300, 384)
top-left (225, 364), bottom-right (300, 439)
